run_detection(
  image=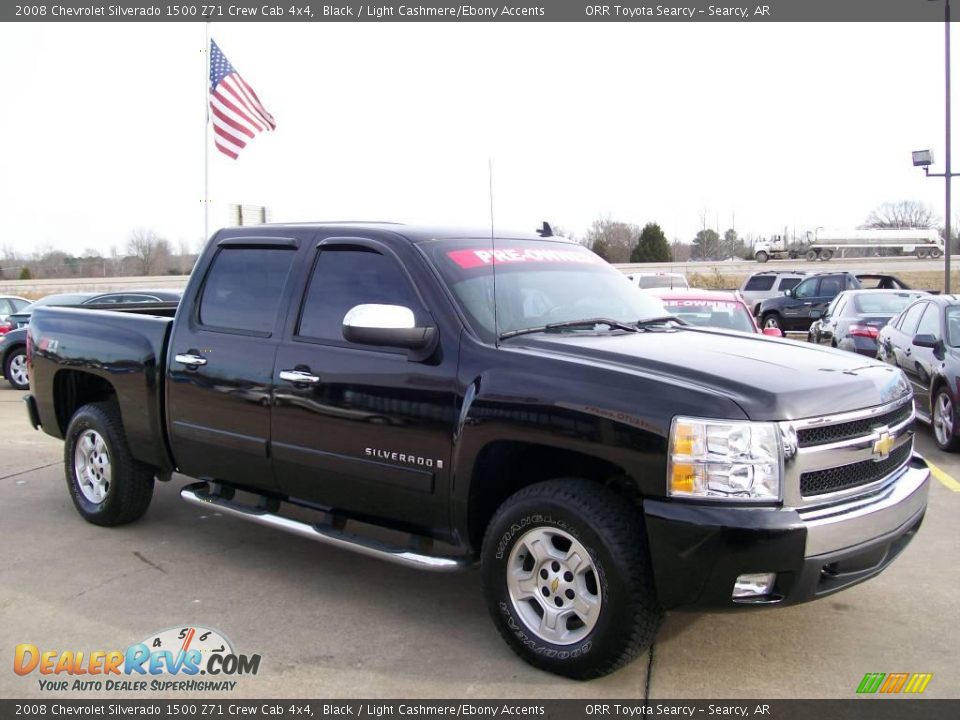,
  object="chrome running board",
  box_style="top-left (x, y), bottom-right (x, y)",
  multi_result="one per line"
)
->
top-left (180, 482), bottom-right (472, 573)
